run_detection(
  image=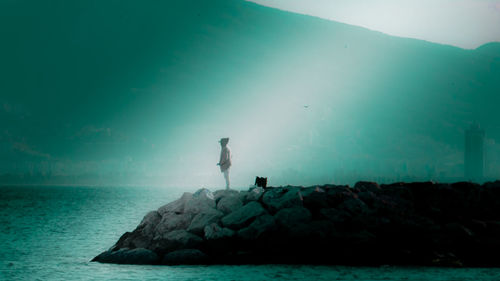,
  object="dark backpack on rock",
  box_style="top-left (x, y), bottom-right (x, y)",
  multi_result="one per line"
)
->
top-left (255, 176), bottom-right (267, 188)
